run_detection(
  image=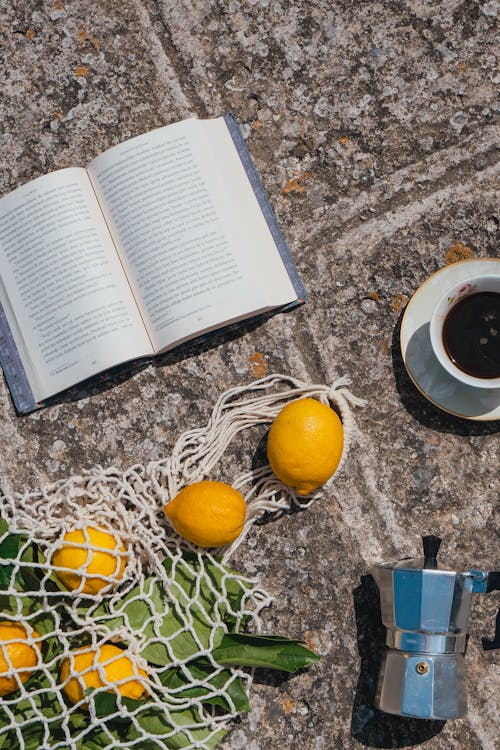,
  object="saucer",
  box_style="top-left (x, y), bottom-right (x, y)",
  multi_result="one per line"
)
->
top-left (400, 258), bottom-right (500, 421)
